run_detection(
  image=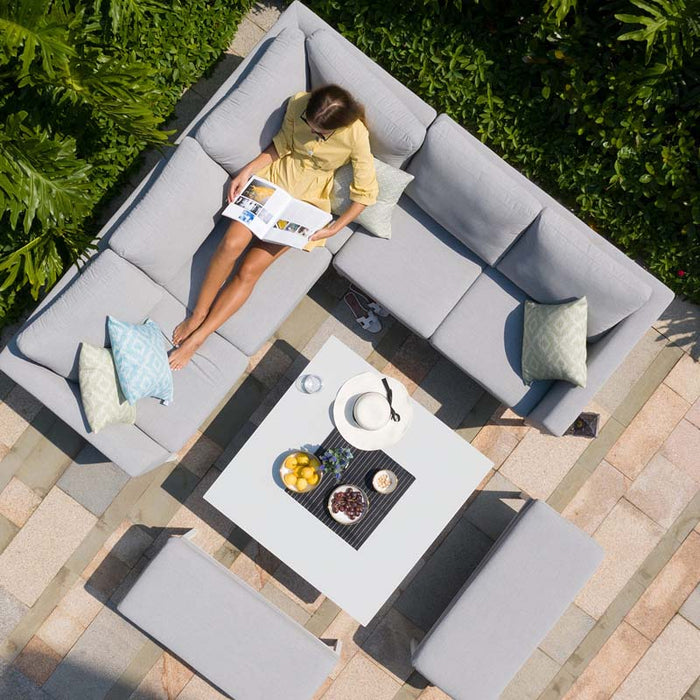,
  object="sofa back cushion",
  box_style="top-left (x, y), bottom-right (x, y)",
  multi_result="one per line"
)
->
top-left (16, 250), bottom-right (163, 382)
top-left (406, 114), bottom-right (542, 266)
top-left (109, 138), bottom-right (229, 285)
top-left (195, 27), bottom-right (307, 175)
top-left (497, 208), bottom-right (652, 339)
top-left (306, 29), bottom-right (426, 168)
